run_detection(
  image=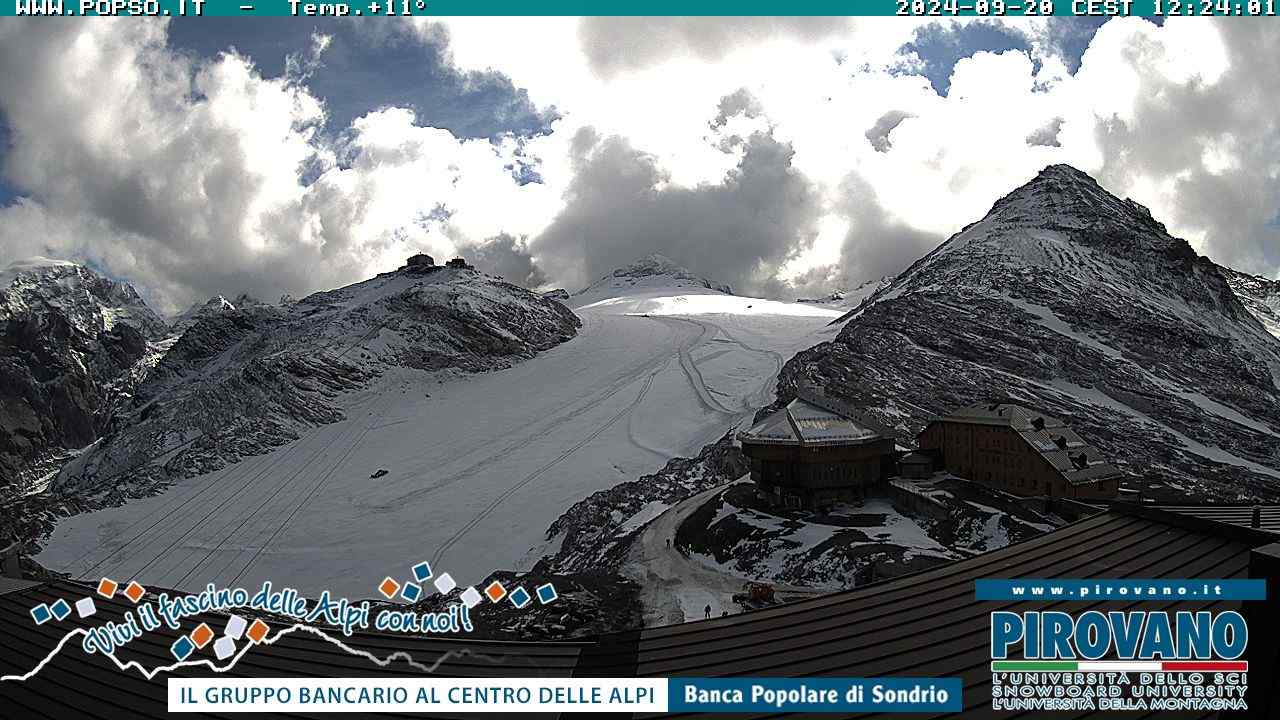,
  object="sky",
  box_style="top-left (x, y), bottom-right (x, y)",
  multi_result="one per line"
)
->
top-left (0, 16), bottom-right (1276, 314)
